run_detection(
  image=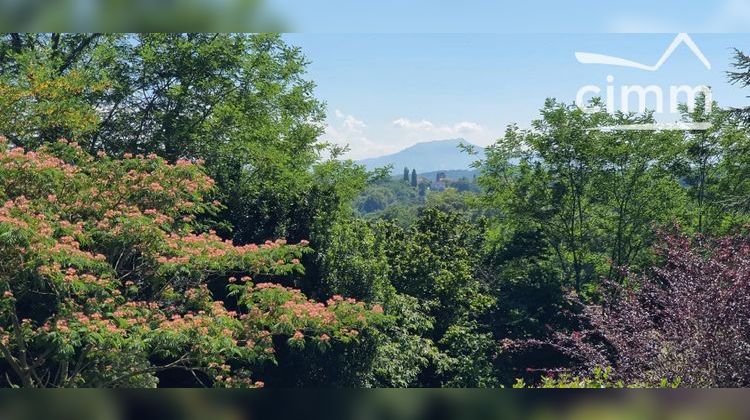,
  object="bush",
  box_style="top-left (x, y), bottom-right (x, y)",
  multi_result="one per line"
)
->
top-left (591, 230), bottom-right (750, 387)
